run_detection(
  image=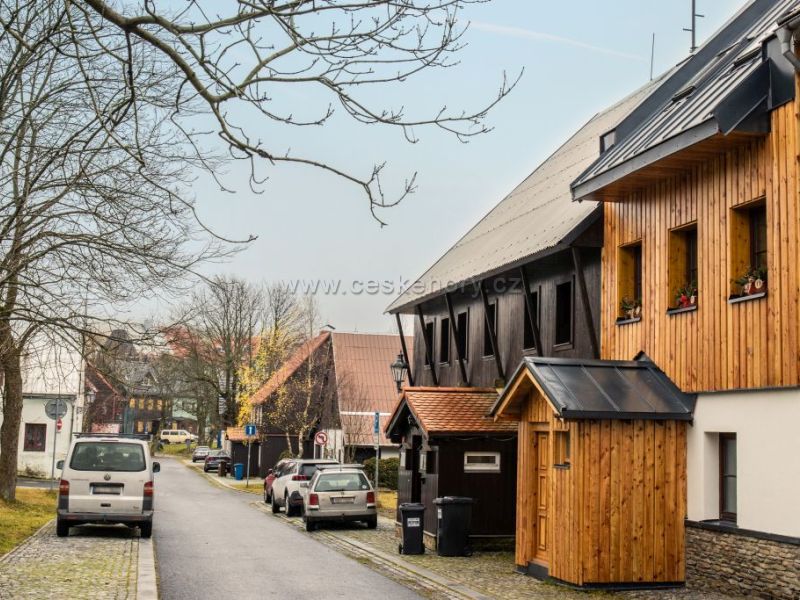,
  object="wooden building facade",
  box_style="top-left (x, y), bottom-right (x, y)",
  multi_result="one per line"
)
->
top-left (570, 1), bottom-right (800, 597)
top-left (493, 358), bottom-right (693, 587)
top-left (386, 388), bottom-right (517, 547)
